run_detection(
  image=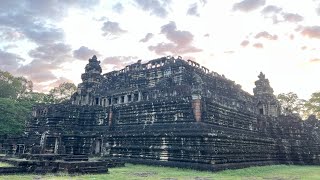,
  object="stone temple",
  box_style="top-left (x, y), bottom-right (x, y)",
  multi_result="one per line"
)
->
top-left (4, 55), bottom-right (320, 171)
